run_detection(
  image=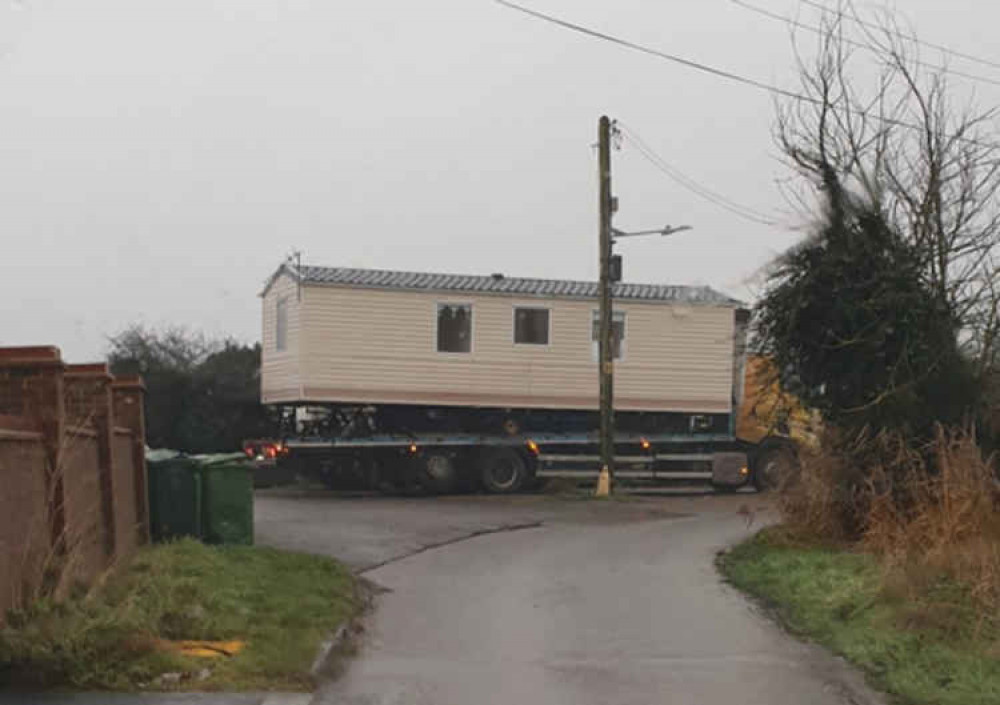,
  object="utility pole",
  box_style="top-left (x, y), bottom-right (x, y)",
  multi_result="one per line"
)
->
top-left (597, 115), bottom-right (614, 483)
top-left (593, 116), bottom-right (690, 495)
